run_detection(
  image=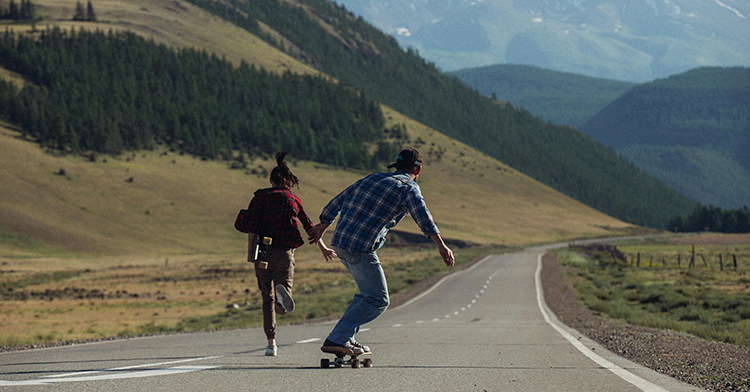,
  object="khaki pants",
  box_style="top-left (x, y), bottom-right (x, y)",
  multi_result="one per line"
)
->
top-left (255, 247), bottom-right (295, 340)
